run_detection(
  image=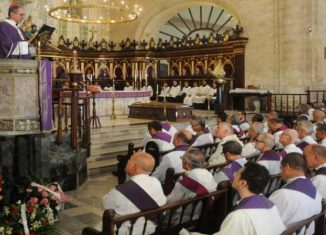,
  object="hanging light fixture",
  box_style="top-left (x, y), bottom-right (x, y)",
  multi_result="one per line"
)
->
top-left (46, 0), bottom-right (142, 24)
